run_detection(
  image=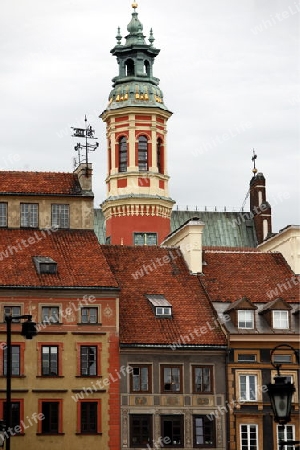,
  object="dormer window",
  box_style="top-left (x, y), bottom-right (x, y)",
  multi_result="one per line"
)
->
top-left (146, 294), bottom-right (172, 318)
top-left (238, 310), bottom-right (254, 329)
top-left (33, 257), bottom-right (57, 274)
top-left (156, 307), bottom-right (172, 317)
top-left (272, 310), bottom-right (289, 329)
